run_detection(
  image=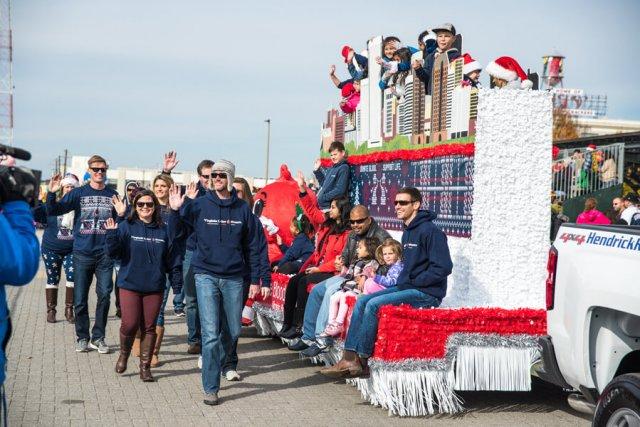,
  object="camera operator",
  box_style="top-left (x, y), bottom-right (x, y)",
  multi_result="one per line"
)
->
top-left (0, 152), bottom-right (40, 422)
